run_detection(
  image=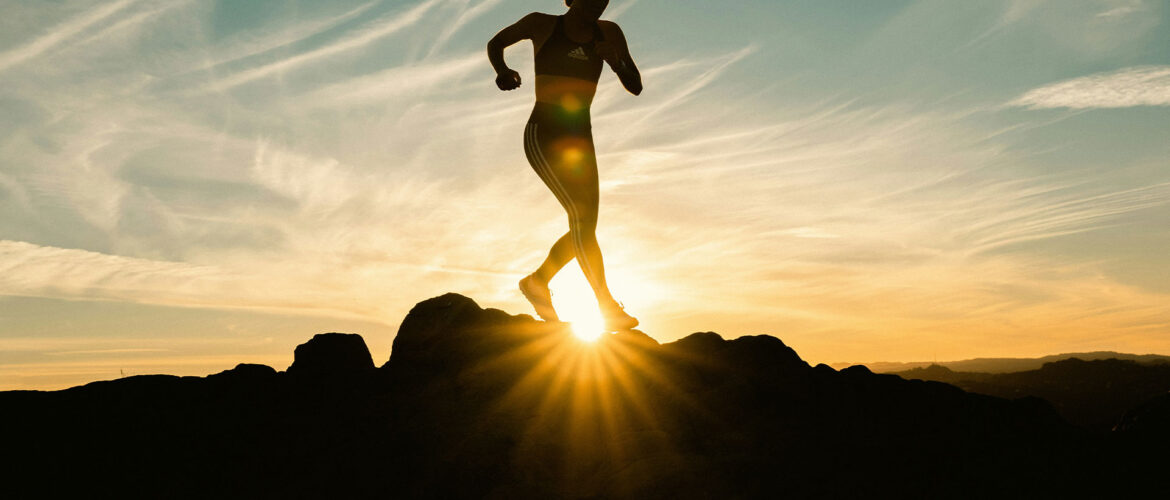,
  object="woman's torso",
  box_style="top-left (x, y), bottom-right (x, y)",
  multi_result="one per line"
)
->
top-left (531, 15), bottom-right (604, 126)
